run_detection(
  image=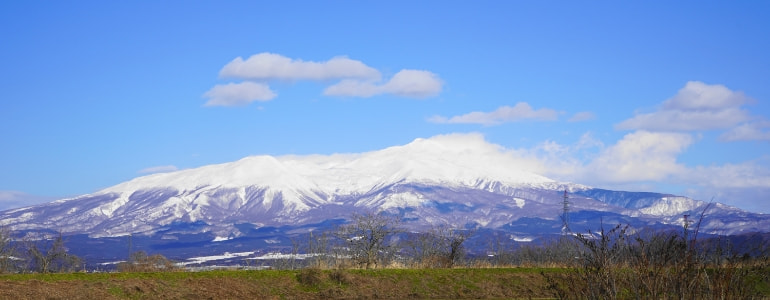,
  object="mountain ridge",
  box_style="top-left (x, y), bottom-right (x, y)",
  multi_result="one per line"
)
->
top-left (1, 134), bottom-right (768, 264)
